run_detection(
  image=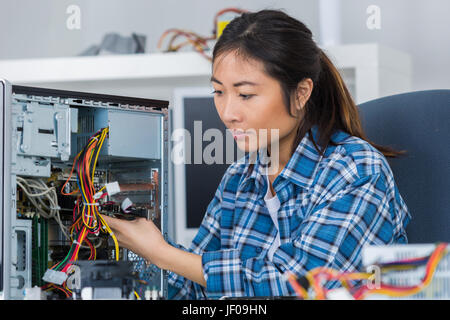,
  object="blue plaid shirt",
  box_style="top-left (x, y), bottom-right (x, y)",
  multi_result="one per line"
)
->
top-left (167, 128), bottom-right (411, 299)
